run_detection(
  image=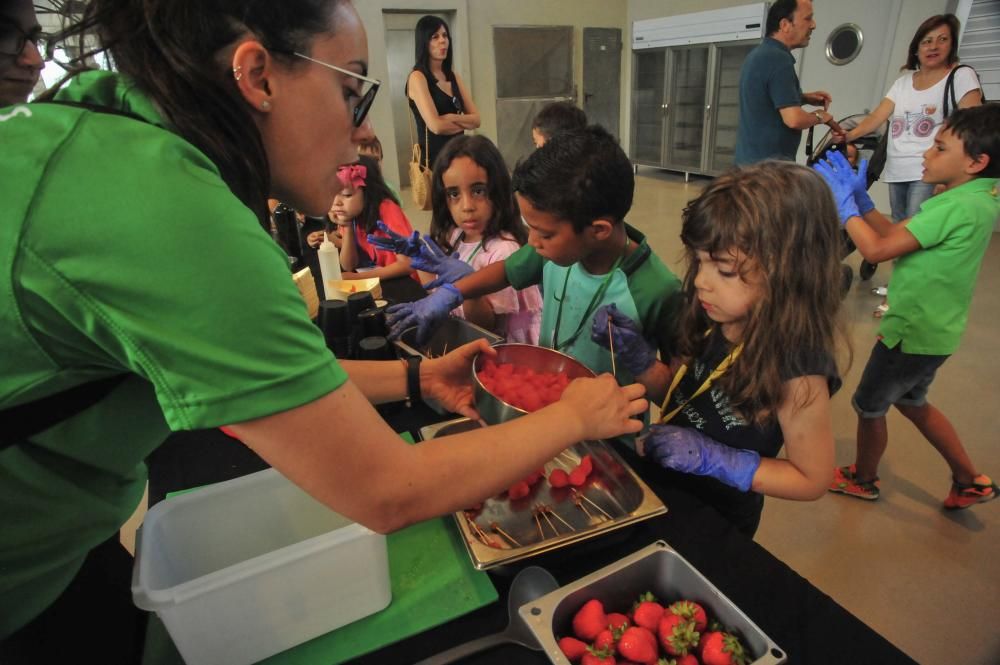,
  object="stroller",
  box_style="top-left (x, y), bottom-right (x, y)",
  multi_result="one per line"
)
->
top-left (805, 114), bottom-right (890, 292)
